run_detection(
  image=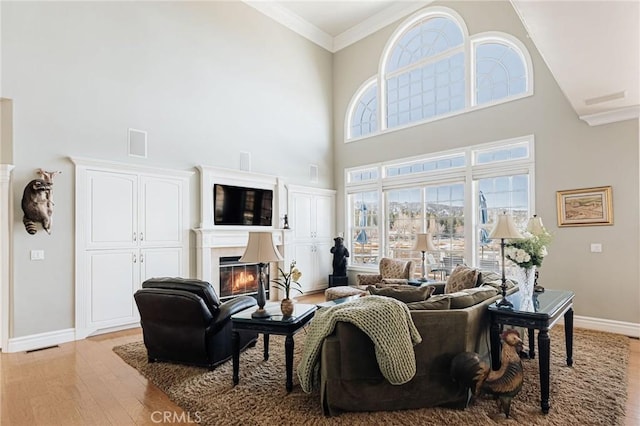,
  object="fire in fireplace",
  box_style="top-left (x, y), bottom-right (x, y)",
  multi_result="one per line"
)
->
top-left (219, 256), bottom-right (269, 300)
